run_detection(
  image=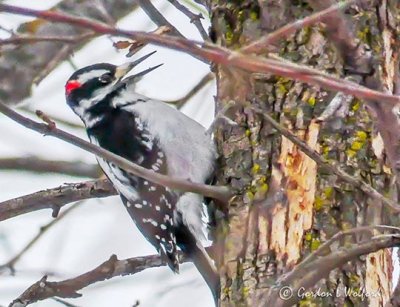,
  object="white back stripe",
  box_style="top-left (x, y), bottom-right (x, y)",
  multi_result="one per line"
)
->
top-left (77, 69), bottom-right (109, 83)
